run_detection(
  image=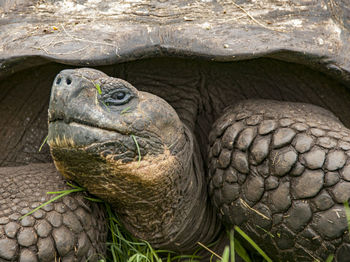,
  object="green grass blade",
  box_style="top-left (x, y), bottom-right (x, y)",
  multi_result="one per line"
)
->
top-left (170, 254), bottom-right (201, 261)
top-left (121, 106), bottom-right (131, 115)
top-left (233, 238), bottom-right (251, 262)
top-left (66, 182), bottom-right (84, 189)
top-left (127, 253), bottom-right (148, 262)
top-left (221, 246), bottom-right (229, 262)
top-left (234, 226), bottom-right (271, 262)
top-left (255, 225), bottom-right (274, 238)
top-left (84, 196), bottom-right (104, 202)
top-left (210, 254), bottom-right (214, 262)
top-left (101, 101), bottom-right (111, 112)
top-left (229, 230), bottom-right (235, 262)
top-left (38, 135), bottom-right (48, 152)
top-left (131, 135), bottom-right (142, 162)
top-left (93, 83), bottom-right (111, 112)
top-left (95, 83), bottom-right (102, 94)
top-left (46, 188), bottom-right (84, 194)
top-left (110, 245), bottom-right (118, 262)
top-left (20, 184), bottom-right (85, 220)
top-left (326, 254), bottom-right (334, 262)
top-left (20, 191), bottom-right (70, 220)
top-left (167, 253), bottom-right (171, 262)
